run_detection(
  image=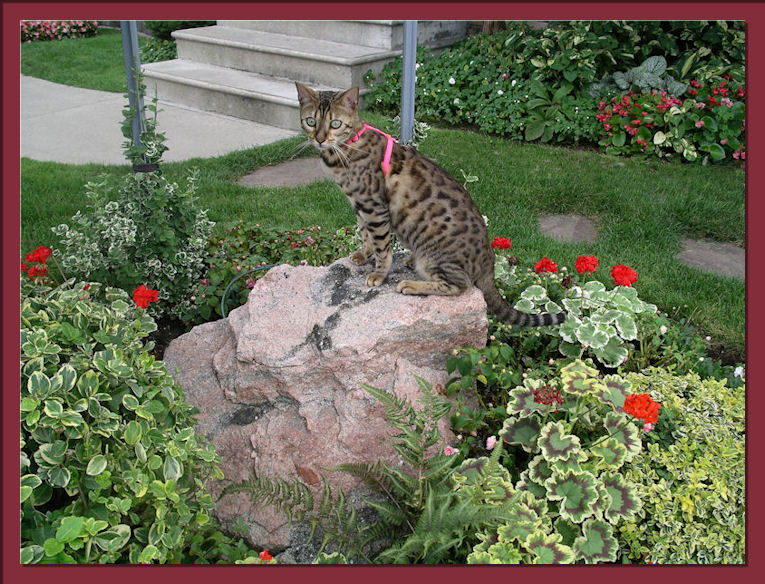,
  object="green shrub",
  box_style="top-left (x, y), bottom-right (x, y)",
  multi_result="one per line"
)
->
top-left (143, 21), bottom-right (215, 41)
top-left (468, 361), bottom-right (645, 564)
top-left (52, 95), bottom-right (214, 320)
top-left (141, 37), bottom-right (177, 63)
top-left (619, 369), bottom-right (745, 563)
top-left (365, 21), bottom-right (745, 162)
top-left (19, 282), bottom-right (233, 563)
top-left (21, 20), bottom-right (98, 43)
